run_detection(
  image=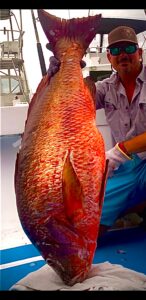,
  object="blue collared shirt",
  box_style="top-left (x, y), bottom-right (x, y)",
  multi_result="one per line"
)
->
top-left (95, 64), bottom-right (146, 159)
